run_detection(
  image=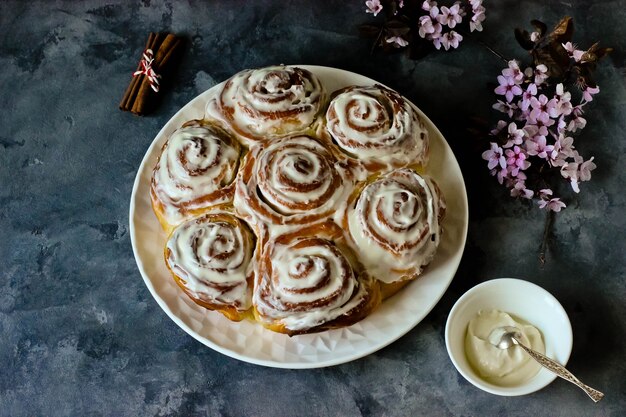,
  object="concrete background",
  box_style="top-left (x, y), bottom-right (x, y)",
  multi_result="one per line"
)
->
top-left (1, 1), bottom-right (624, 416)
